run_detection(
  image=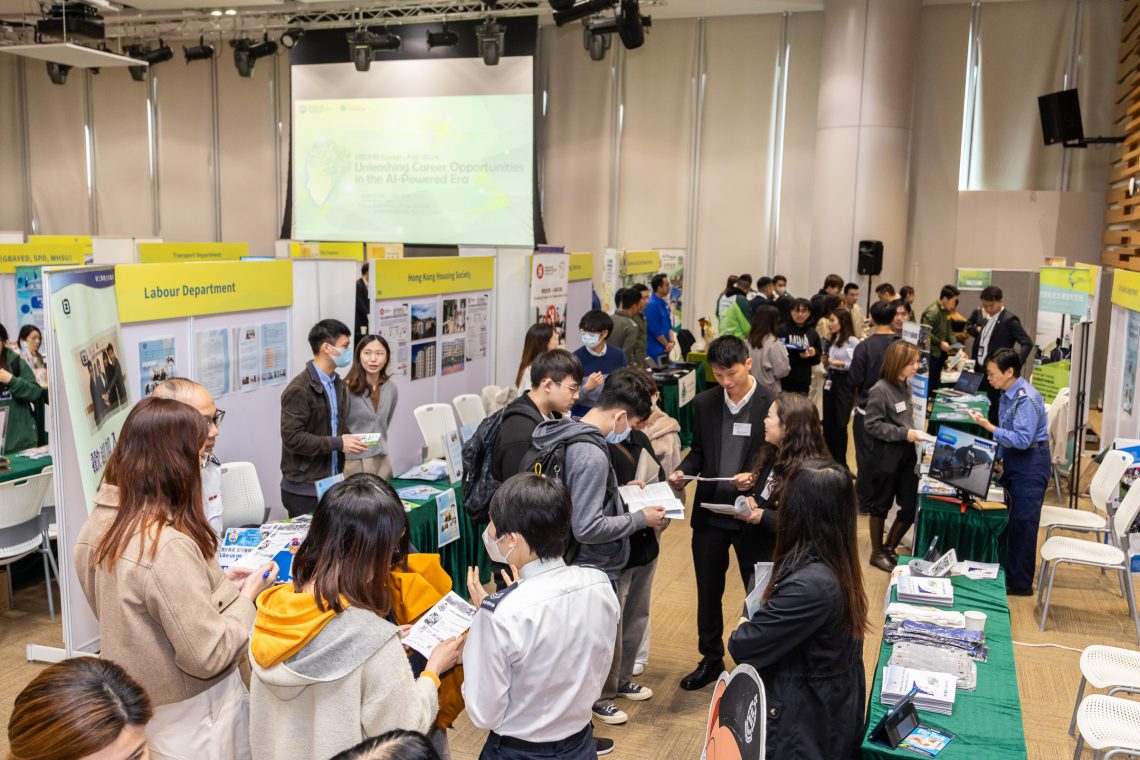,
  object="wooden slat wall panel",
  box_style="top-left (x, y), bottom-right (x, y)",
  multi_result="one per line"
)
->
top-left (1108, 1), bottom-right (1140, 271)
